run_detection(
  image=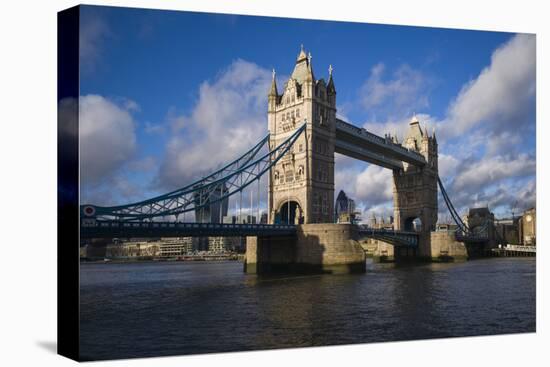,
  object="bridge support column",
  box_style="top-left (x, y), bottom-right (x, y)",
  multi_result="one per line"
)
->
top-left (244, 224), bottom-right (366, 274)
top-left (244, 235), bottom-right (297, 274)
top-left (394, 246), bottom-right (417, 261)
top-left (430, 231), bottom-right (468, 261)
top-left (392, 115), bottom-right (439, 260)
